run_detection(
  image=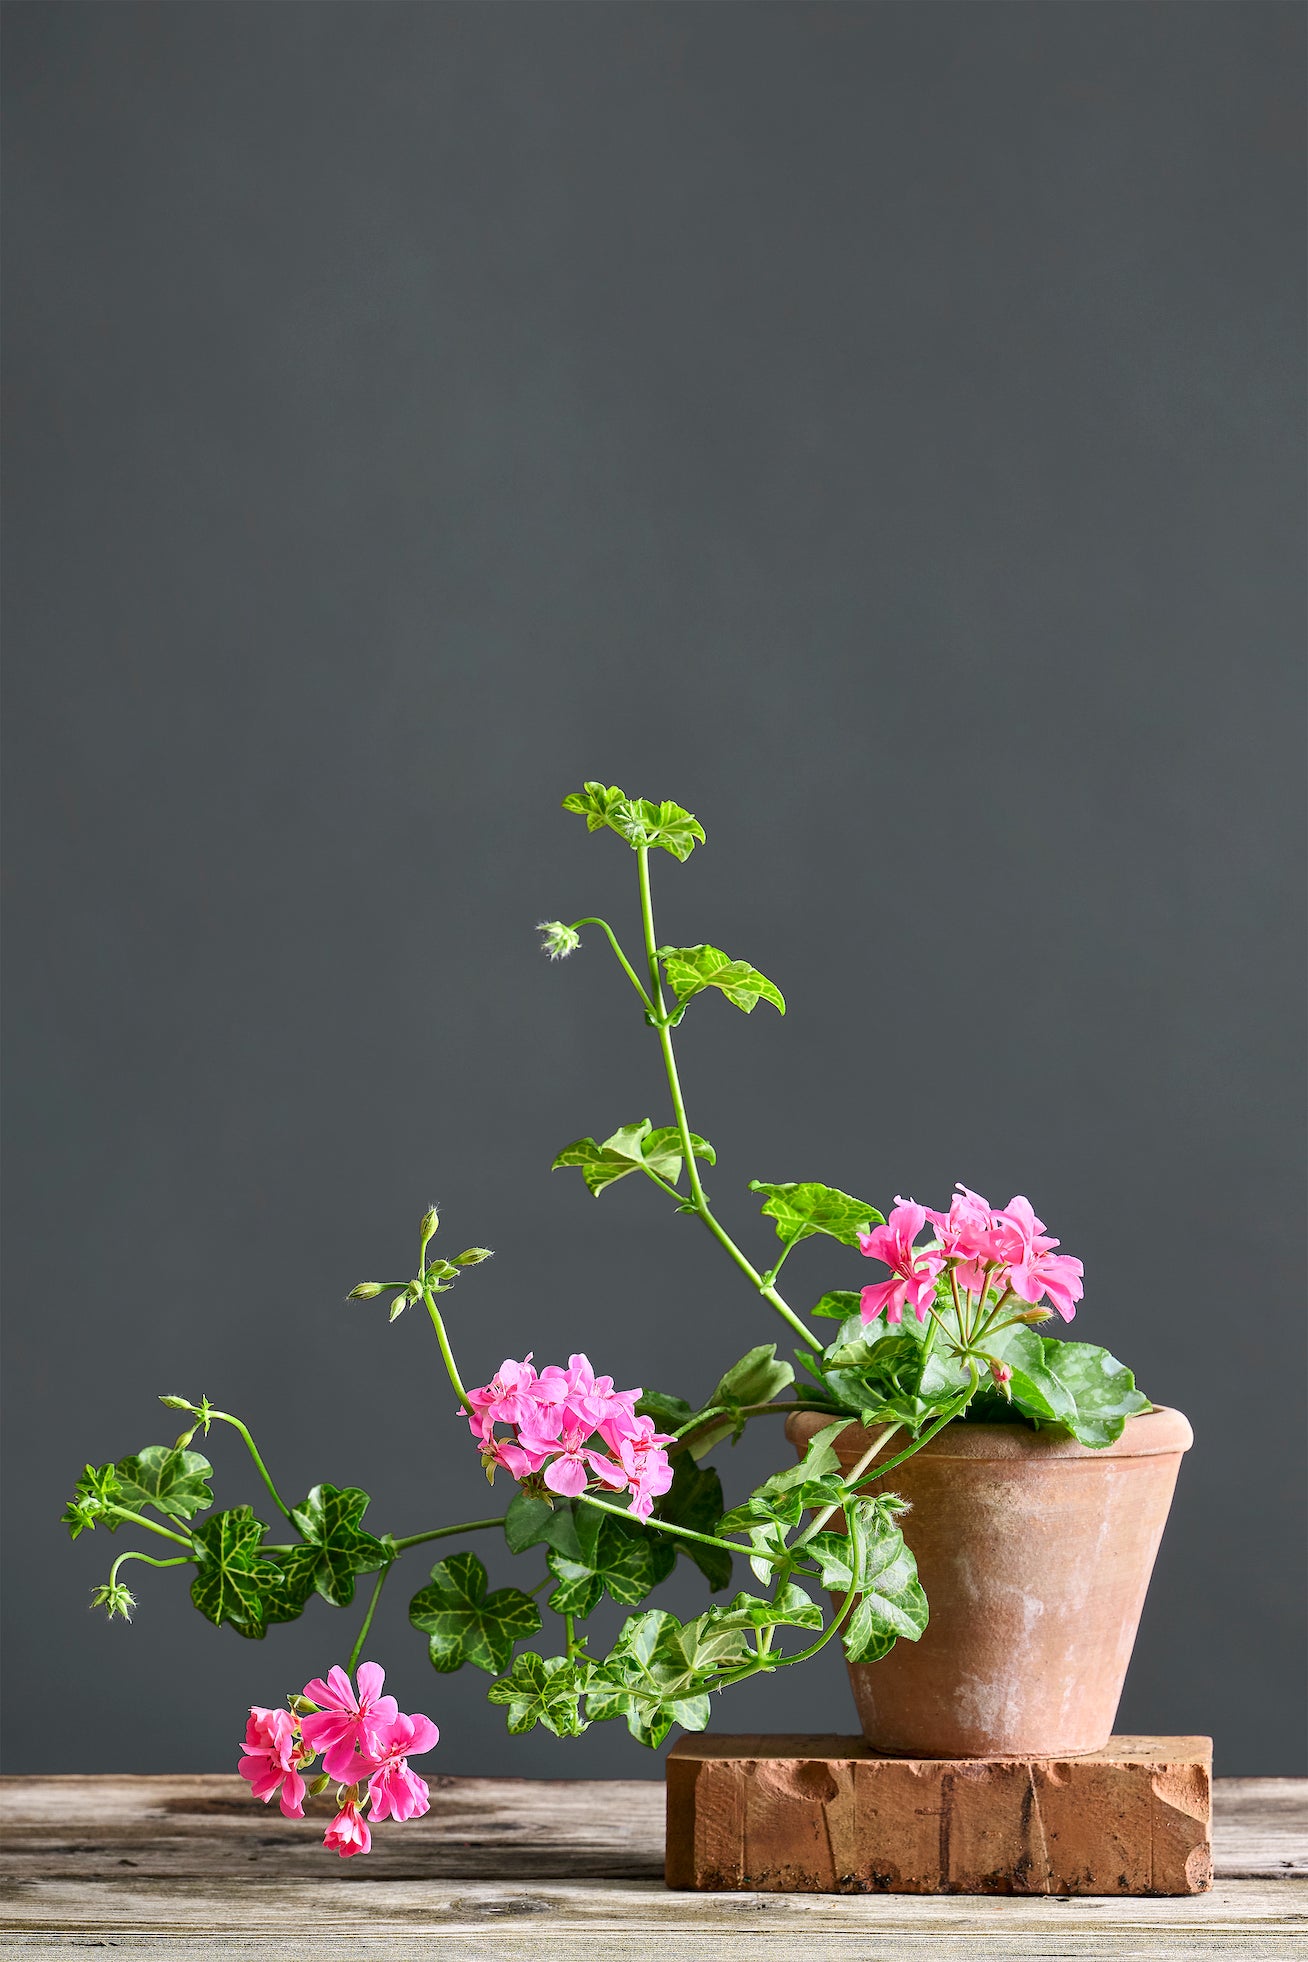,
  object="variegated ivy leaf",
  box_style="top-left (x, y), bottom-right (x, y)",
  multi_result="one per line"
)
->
top-left (718, 1473), bottom-right (849, 1535)
top-left (660, 945), bottom-right (785, 1015)
top-left (810, 1290), bottom-right (862, 1319)
top-left (487, 1651), bottom-right (589, 1736)
top-left (189, 1506), bottom-right (283, 1638)
top-left (706, 1584), bottom-right (824, 1632)
top-left (285, 1483), bottom-right (389, 1608)
top-left (552, 1118), bottom-right (714, 1196)
top-left (409, 1550), bottom-right (542, 1675)
top-left (841, 1510), bottom-right (929, 1663)
top-left (749, 1181), bottom-right (885, 1248)
top-left (546, 1503), bottom-right (674, 1618)
top-left (503, 1491), bottom-right (583, 1561)
top-left (113, 1446), bottom-right (213, 1522)
top-left (585, 1607), bottom-right (753, 1746)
